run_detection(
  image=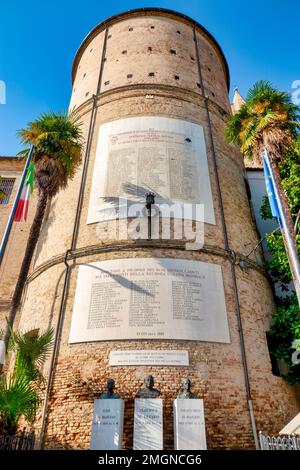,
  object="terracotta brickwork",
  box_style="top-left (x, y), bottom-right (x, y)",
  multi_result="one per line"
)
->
top-left (0, 157), bottom-right (36, 329)
top-left (16, 9), bottom-right (299, 449)
top-left (70, 12), bottom-right (230, 114)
